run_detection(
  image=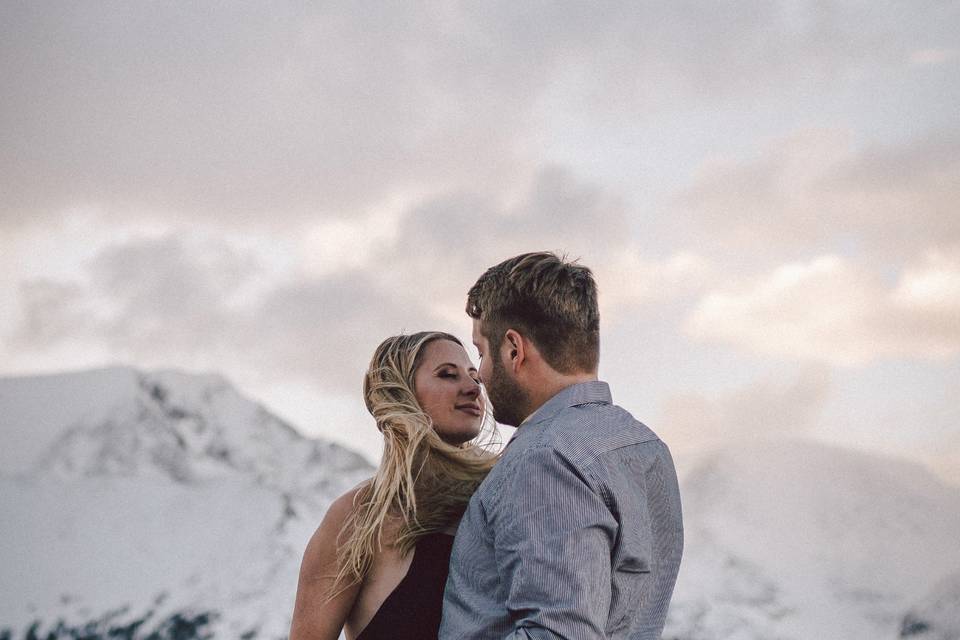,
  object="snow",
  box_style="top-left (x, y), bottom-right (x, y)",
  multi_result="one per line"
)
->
top-left (667, 438), bottom-right (960, 639)
top-left (0, 366), bottom-right (372, 639)
top-left (2, 367), bottom-right (958, 639)
top-left (0, 366), bottom-right (142, 475)
top-left (899, 571), bottom-right (960, 639)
